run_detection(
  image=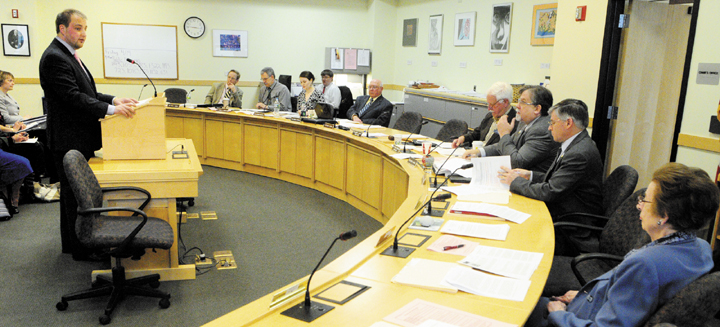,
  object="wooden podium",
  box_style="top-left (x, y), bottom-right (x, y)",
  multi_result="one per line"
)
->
top-left (89, 94), bottom-right (203, 282)
top-left (100, 94), bottom-right (167, 160)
